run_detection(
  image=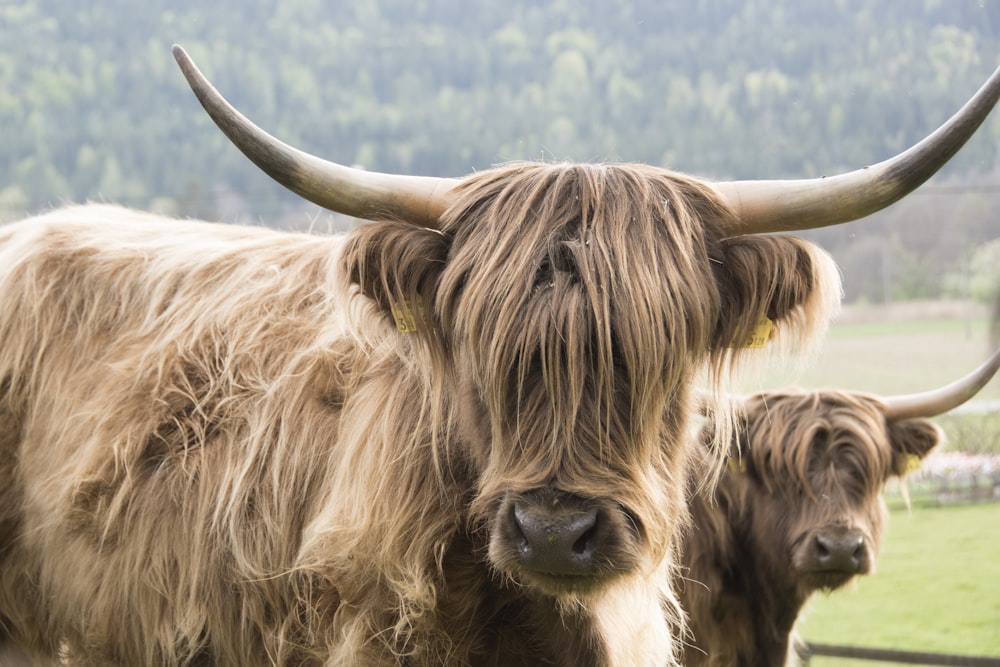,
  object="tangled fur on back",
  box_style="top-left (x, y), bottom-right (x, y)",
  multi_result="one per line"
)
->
top-left (0, 161), bottom-right (840, 666)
